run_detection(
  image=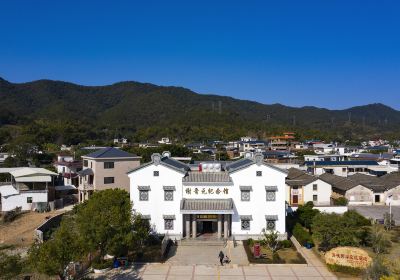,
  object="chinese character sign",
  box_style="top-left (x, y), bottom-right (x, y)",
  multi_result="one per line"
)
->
top-left (184, 187), bottom-right (230, 197)
top-left (325, 247), bottom-right (372, 269)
